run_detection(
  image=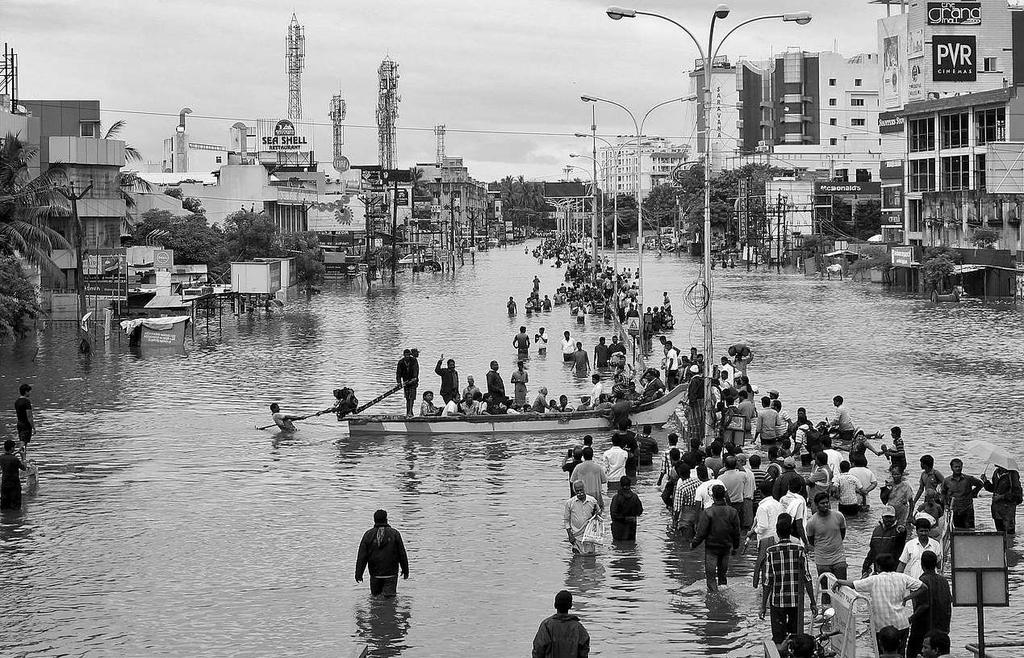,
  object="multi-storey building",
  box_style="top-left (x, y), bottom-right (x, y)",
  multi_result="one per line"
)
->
top-left (873, 0), bottom-right (1024, 252)
top-left (731, 50), bottom-right (882, 180)
top-left (597, 136), bottom-right (690, 196)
